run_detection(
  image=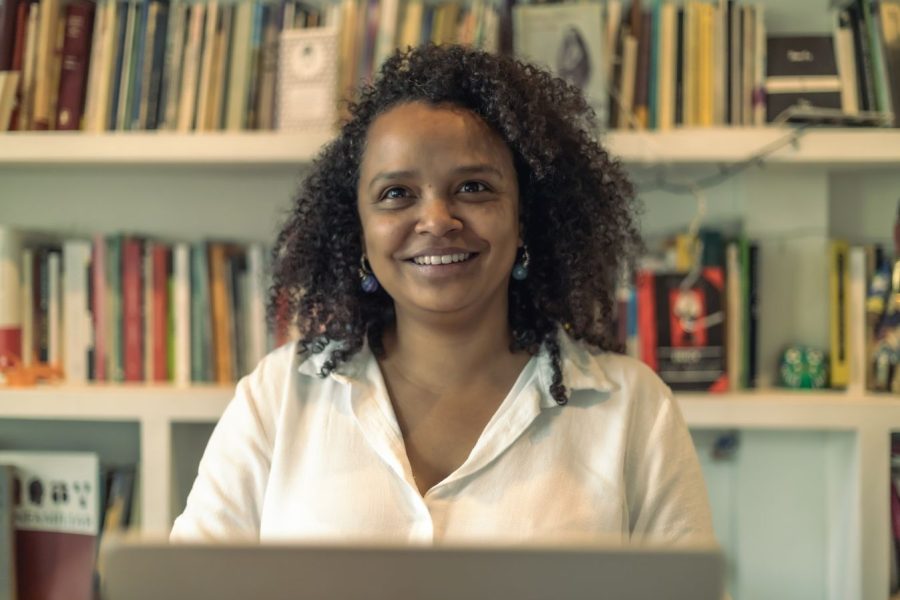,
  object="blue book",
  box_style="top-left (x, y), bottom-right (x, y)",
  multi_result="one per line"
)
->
top-left (107, 1), bottom-right (130, 130)
top-left (128, 0), bottom-right (150, 129)
top-left (145, 0), bottom-right (169, 129)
